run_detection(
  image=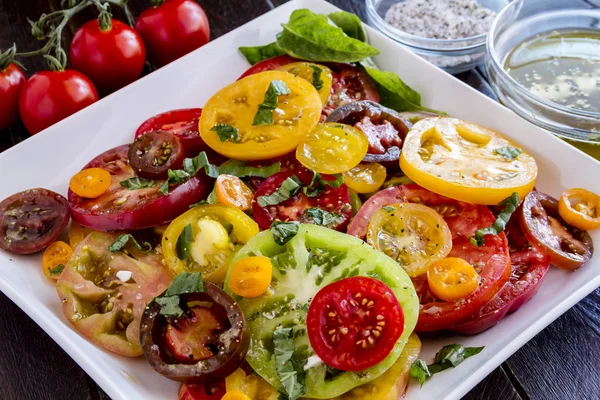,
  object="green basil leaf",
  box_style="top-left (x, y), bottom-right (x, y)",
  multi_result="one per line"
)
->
top-left (156, 296), bottom-right (183, 318)
top-left (48, 263), bottom-right (65, 277)
top-left (165, 272), bottom-right (204, 297)
top-left (159, 169), bottom-right (191, 195)
top-left (218, 159), bottom-right (281, 178)
top-left (119, 176), bottom-right (156, 190)
top-left (257, 175), bottom-right (302, 207)
top-left (328, 11), bottom-right (366, 42)
top-left (207, 187), bottom-right (219, 204)
top-left (211, 124), bottom-right (240, 143)
top-left (410, 359), bottom-right (431, 388)
top-left (310, 65), bottom-right (324, 90)
top-left (410, 344), bottom-right (484, 387)
top-left (494, 146), bottom-right (522, 160)
top-left (273, 328), bottom-right (306, 400)
top-left (159, 180), bottom-right (170, 195)
top-left (271, 221), bottom-right (300, 245)
top-left (183, 152), bottom-right (220, 178)
top-left (188, 200), bottom-right (208, 209)
top-left (108, 234), bottom-right (152, 253)
top-left (239, 42), bottom-right (285, 65)
top-left (176, 224), bottom-right (194, 261)
top-left (304, 208), bottom-right (342, 227)
top-left (253, 80), bottom-right (292, 126)
top-left (276, 9), bottom-right (378, 63)
top-left (303, 171), bottom-right (343, 197)
top-left (470, 192), bottom-right (520, 247)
